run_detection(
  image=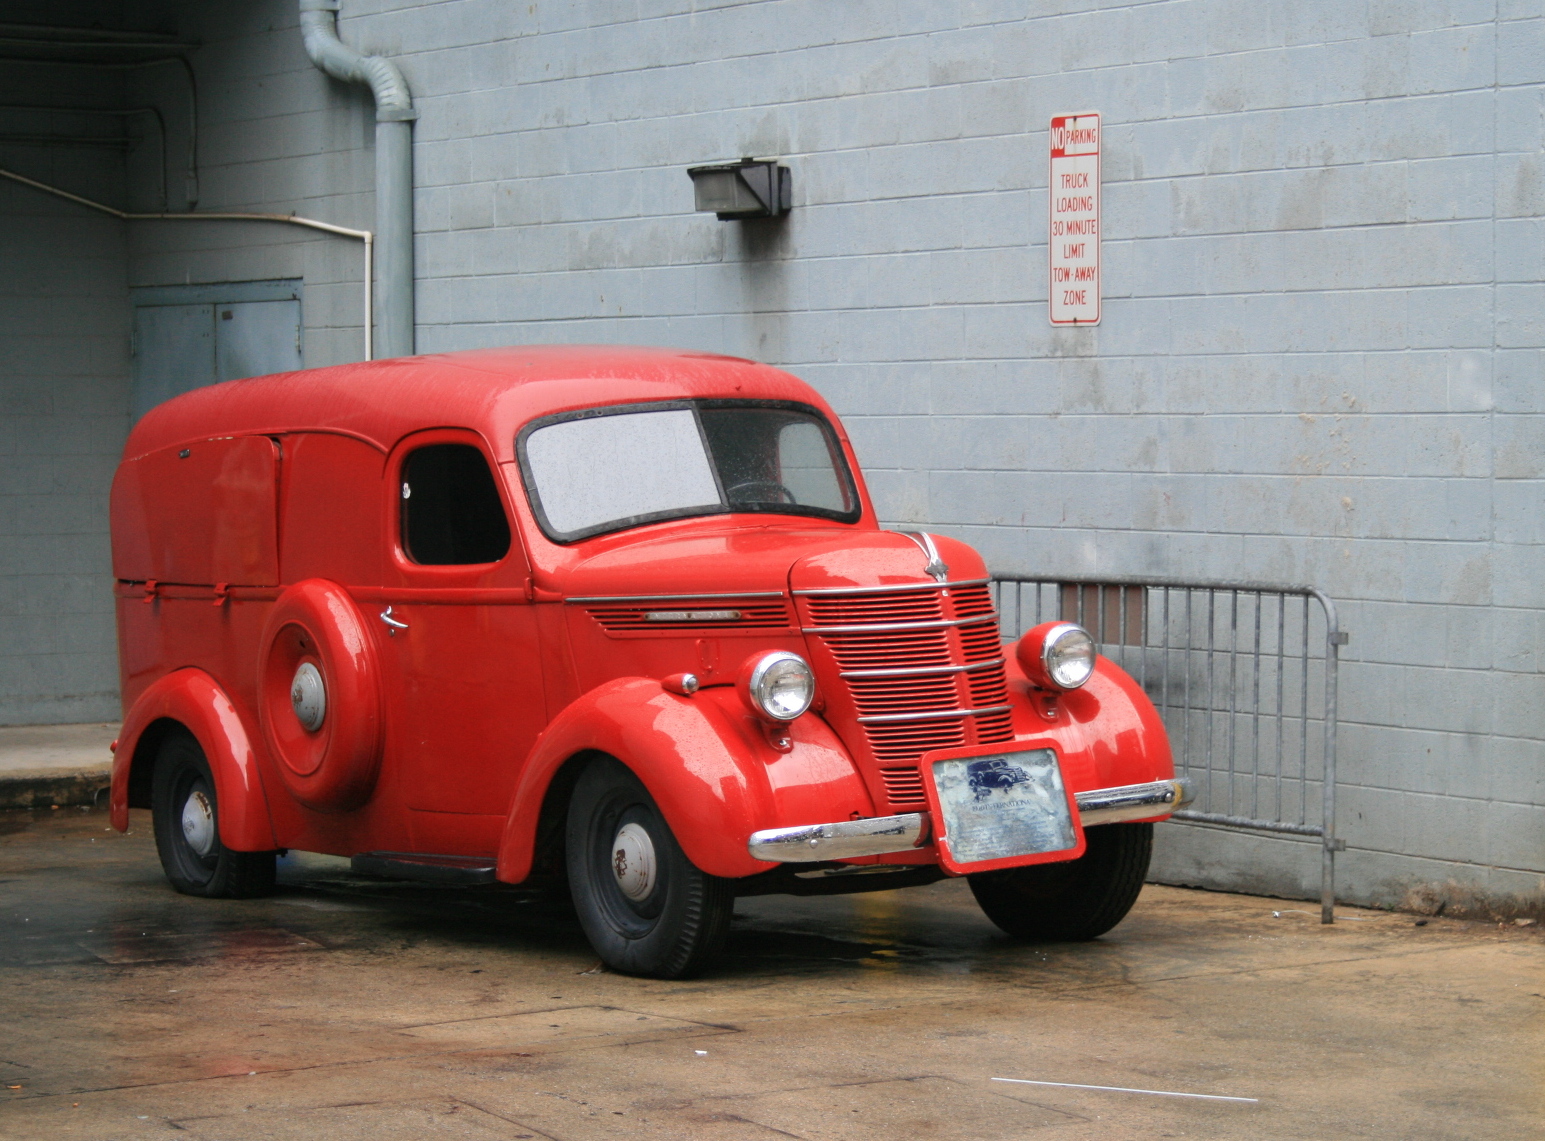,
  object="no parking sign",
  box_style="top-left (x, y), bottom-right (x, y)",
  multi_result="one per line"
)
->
top-left (1049, 112), bottom-right (1100, 326)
